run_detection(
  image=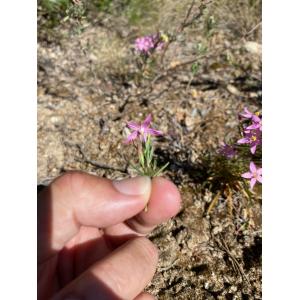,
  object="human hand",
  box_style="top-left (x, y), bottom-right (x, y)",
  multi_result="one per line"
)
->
top-left (38, 172), bottom-right (181, 300)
